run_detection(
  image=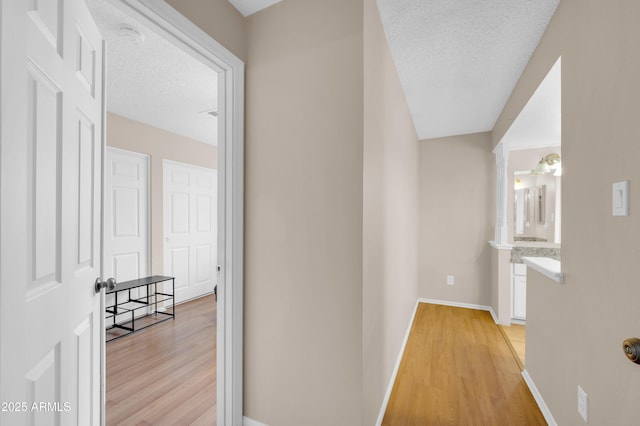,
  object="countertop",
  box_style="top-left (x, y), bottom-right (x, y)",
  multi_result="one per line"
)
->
top-left (522, 256), bottom-right (563, 283)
